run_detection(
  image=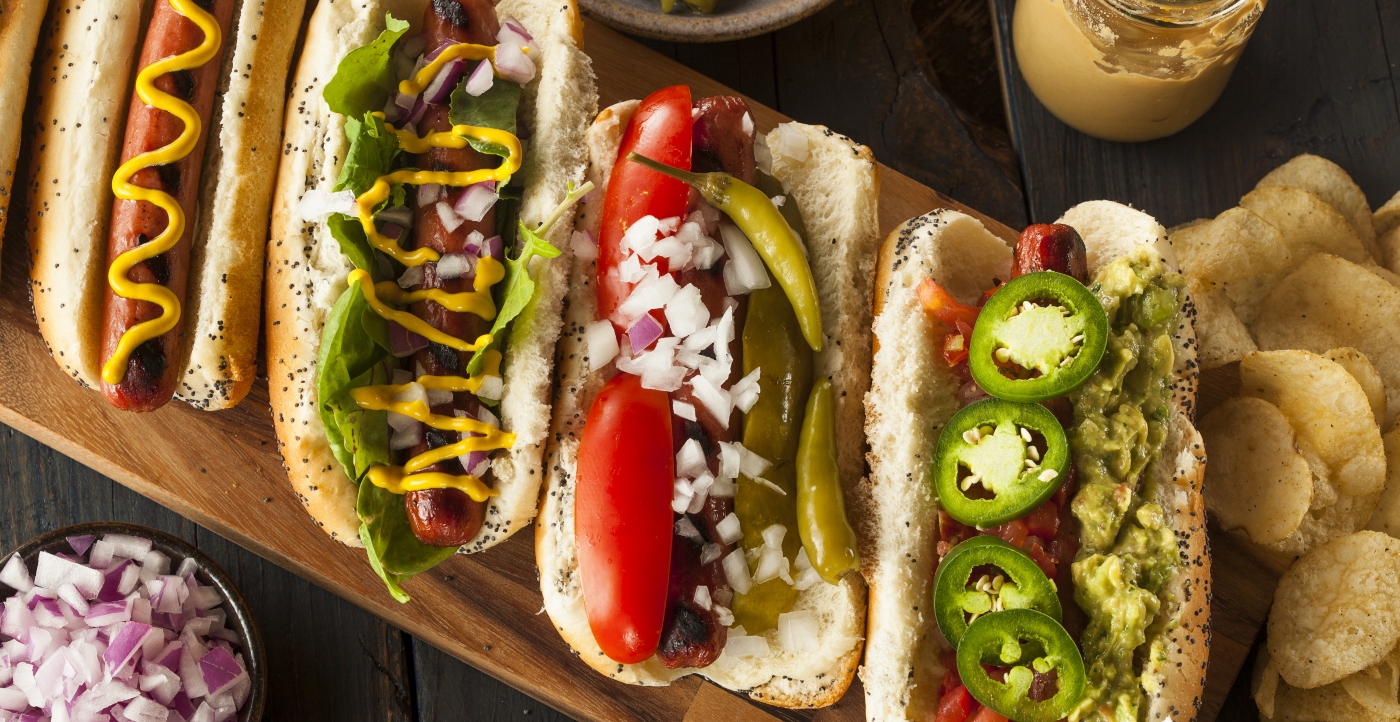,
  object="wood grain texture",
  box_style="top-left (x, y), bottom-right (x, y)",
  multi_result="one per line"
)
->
top-left (992, 1), bottom-right (1400, 719)
top-left (0, 19), bottom-right (1011, 722)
